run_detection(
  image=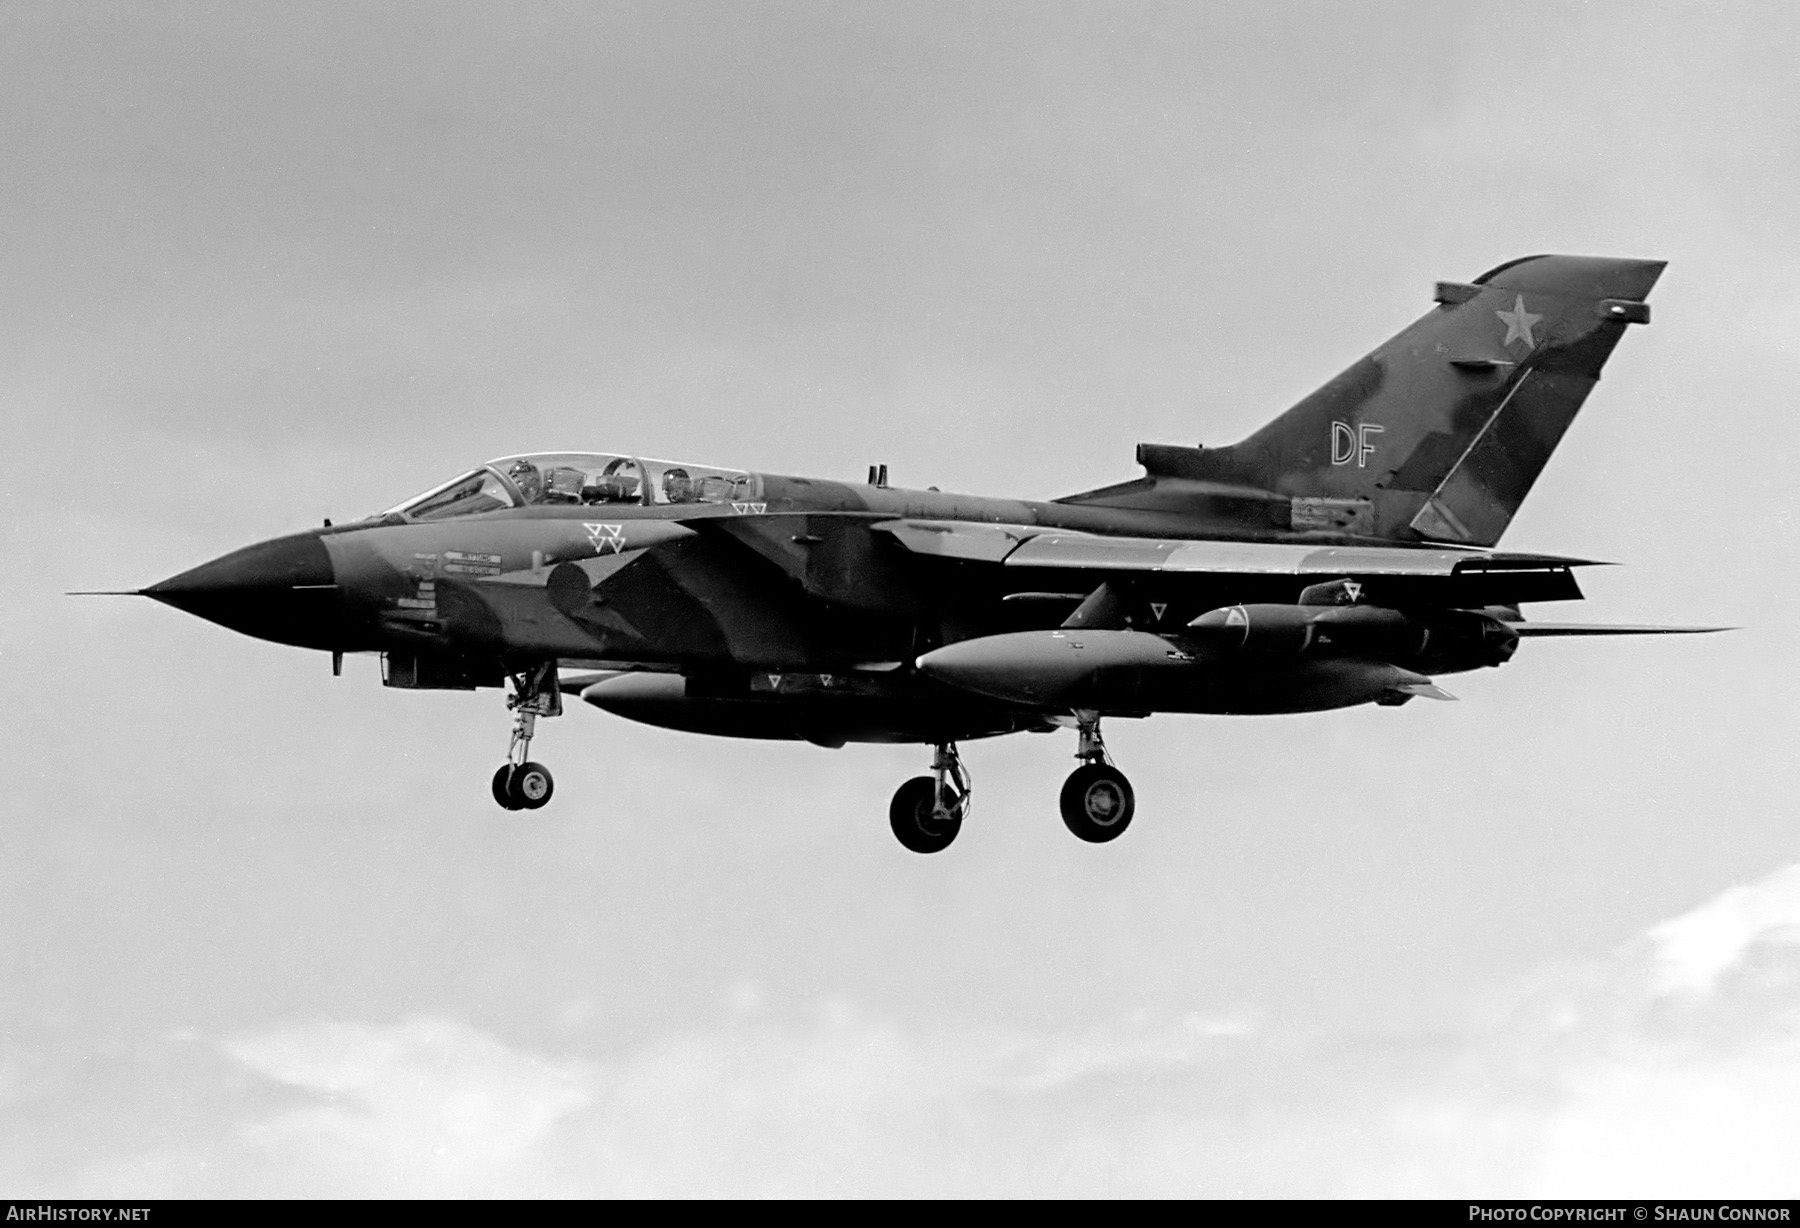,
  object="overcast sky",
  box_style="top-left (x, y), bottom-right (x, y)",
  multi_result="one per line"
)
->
top-left (4, 1), bottom-right (1799, 1197)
